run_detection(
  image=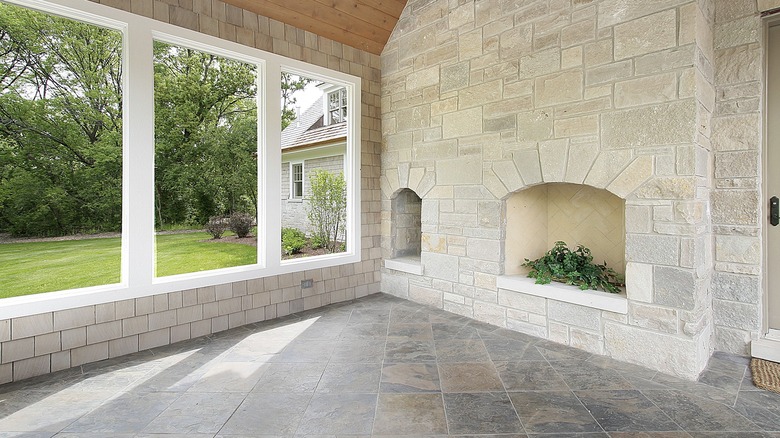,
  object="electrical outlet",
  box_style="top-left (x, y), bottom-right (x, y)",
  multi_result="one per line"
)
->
top-left (301, 279), bottom-right (313, 289)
